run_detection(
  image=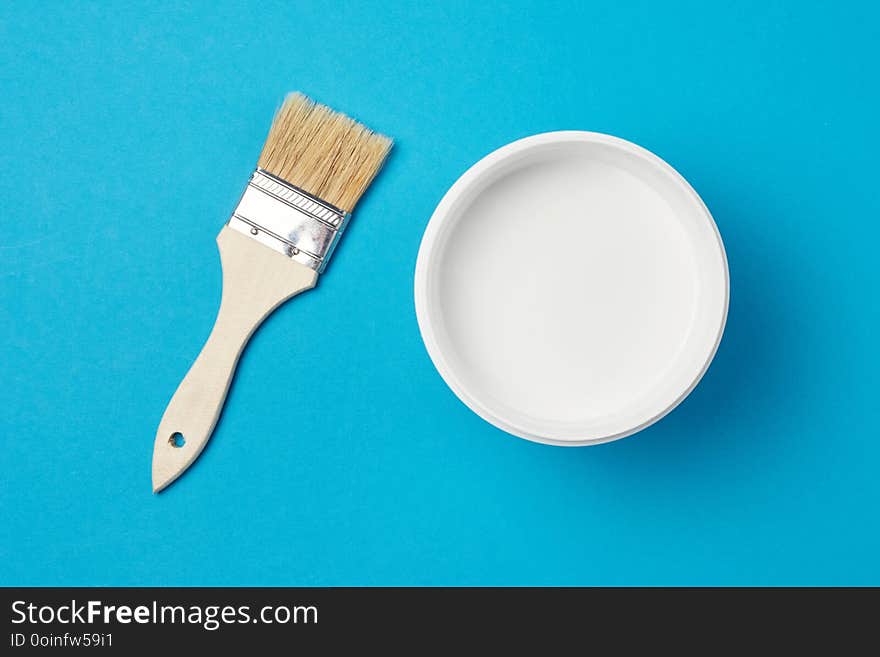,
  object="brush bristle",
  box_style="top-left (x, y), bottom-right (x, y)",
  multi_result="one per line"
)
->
top-left (257, 93), bottom-right (392, 213)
